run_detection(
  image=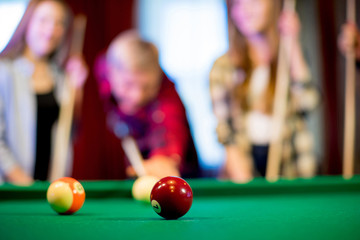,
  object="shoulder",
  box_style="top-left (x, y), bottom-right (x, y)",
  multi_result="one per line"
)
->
top-left (158, 75), bottom-right (182, 103)
top-left (210, 54), bottom-right (233, 73)
top-left (161, 75), bottom-right (176, 90)
top-left (209, 53), bottom-right (246, 97)
top-left (0, 58), bottom-right (13, 75)
top-left (0, 57), bottom-right (34, 81)
top-left (0, 58), bottom-right (15, 86)
top-left (212, 54), bottom-right (232, 68)
top-left (154, 74), bottom-right (186, 111)
top-left (210, 53), bottom-right (236, 85)
top-left (0, 59), bottom-right (16, 102)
